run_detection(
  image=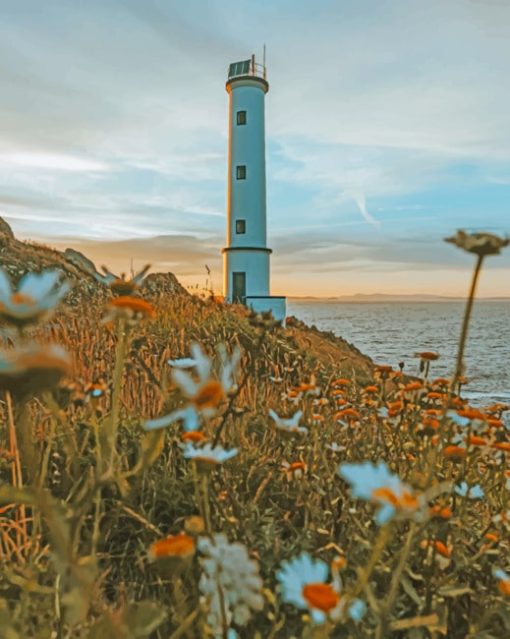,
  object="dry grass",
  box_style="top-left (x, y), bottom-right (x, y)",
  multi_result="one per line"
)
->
top-left (0, 284), bottom-right (509, 638)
